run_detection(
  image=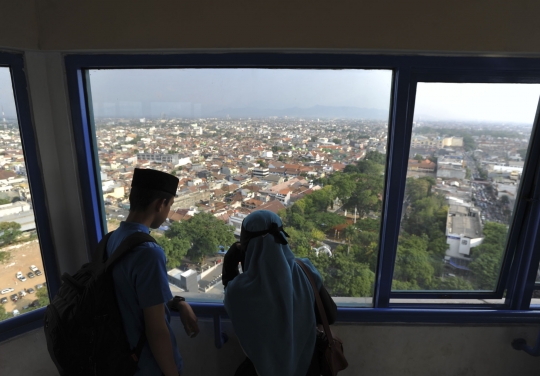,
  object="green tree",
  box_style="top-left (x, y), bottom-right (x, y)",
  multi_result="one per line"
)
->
top-left (343, 164), bottom-right (358, 174)
top-left (463, 134), bottom-right (476, 151)
top-left (0, 305), bottom-right (10, 321)
top-left (356, 160), bottom-right (384, 175)
top-left (469, 222), bottom-right (508, 290)
top-left (157, 235), bottom-right (191, 269)
top-left (37, 286), bottom-right (50, 307)
top-left (310, 253), bottom-right (374, 297)
top-left (393, 234), bottom-right (434, 288)
top-left (364, 151), bottom-right (386, 165)
top-left (352, 232), bottom-right (379, 271)
top-left (355, 218), bottom-right (380, 233)
top-left (0, 251), bottom-right (9, 263)
top-left (0, 198), bottom-right (11, 205)
top-left (344, 173), bottom-right (384, 217)
top-left (310, 212), bottom-right (347, 232)
top-left (303, 185), bottom-right (335, 213)
top-left (285, 226), bottom-right (312, 257)
top-left (328, 173), bottom-right (356, 202)
top-left (0, 222), bottom-right (21, 246)
top-left (406, 177), bottom-right (433, 203)
top-left (392, 279), bottom-right (420, 290)
top-left (413, 154), bottom-right (424, 162)
top-left (436, 276), bottom-right (474, 290)
top-left (332, 138), bottom-right (341, 145)
top-left (164, 213), bottom-right (236, 262)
